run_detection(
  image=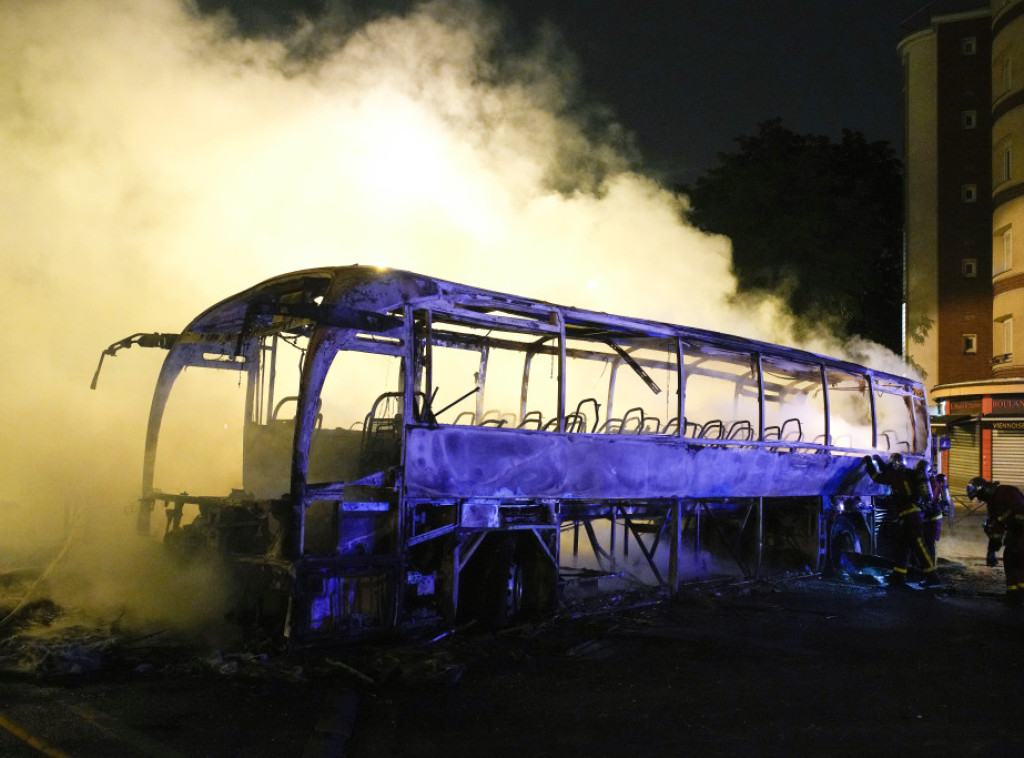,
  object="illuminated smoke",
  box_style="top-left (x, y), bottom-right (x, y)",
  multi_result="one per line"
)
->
top-left (0, 0), bottom-right (916, 627)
